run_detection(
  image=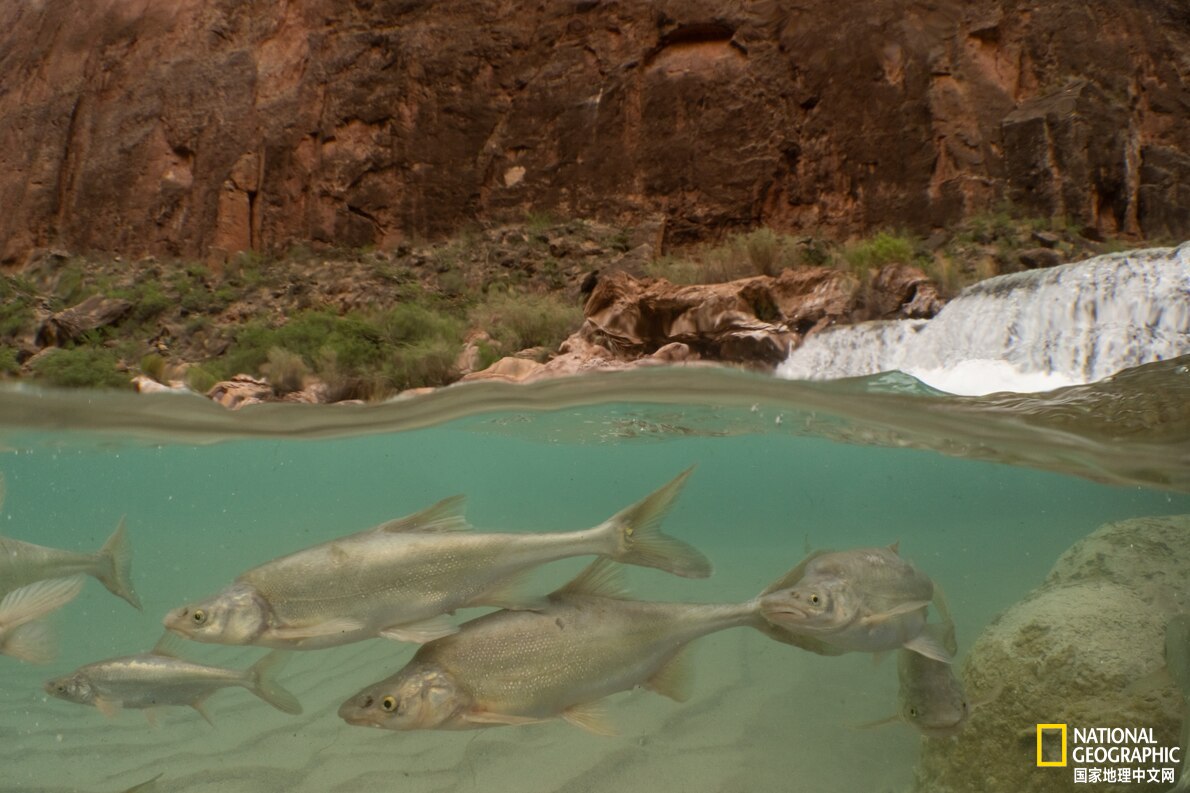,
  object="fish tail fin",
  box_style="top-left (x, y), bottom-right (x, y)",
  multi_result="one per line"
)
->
top-left (246, 651), bottom-right (303, 715)
top-left (600, 467), bottom-right (711, 579)
top-left (95, 517), bottom-right (141, 610)
top-left (1, 621), bottom-right (57, 664)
